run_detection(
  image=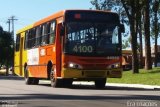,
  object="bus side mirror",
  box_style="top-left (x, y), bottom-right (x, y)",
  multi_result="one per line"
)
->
top-left (60, 27), bottom-right (65, 36)
top-left (120, 24), bottom-right (125, 33)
